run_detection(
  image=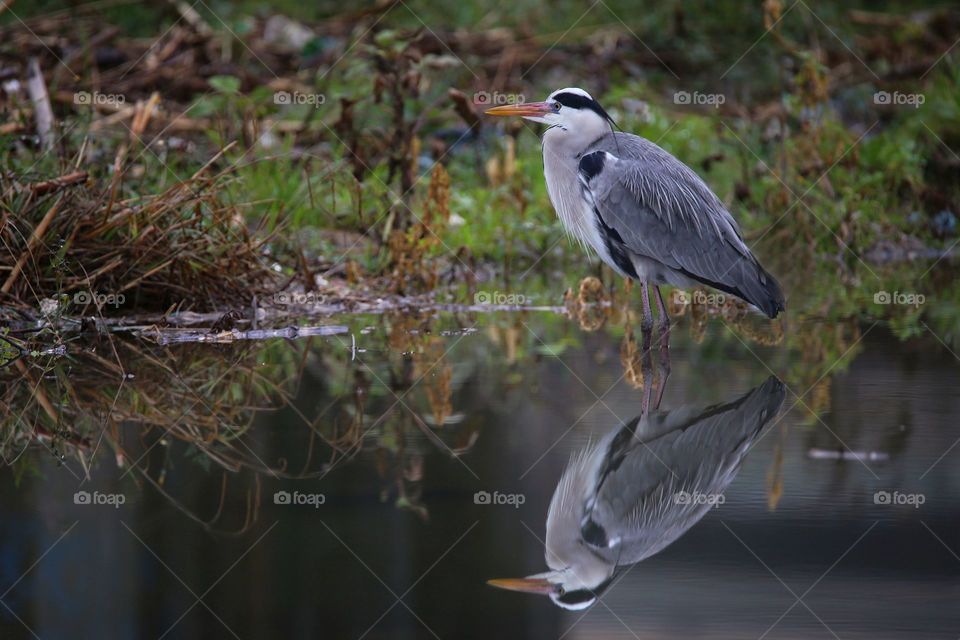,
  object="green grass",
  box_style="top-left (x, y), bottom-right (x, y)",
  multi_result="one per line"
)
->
top-left (3, 0), bottom-right (959, 345)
